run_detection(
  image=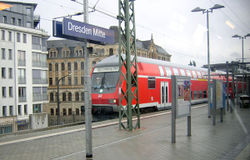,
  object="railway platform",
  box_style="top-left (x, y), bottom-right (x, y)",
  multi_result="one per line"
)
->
top-left (0, 104), bottom-right (250, 160)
